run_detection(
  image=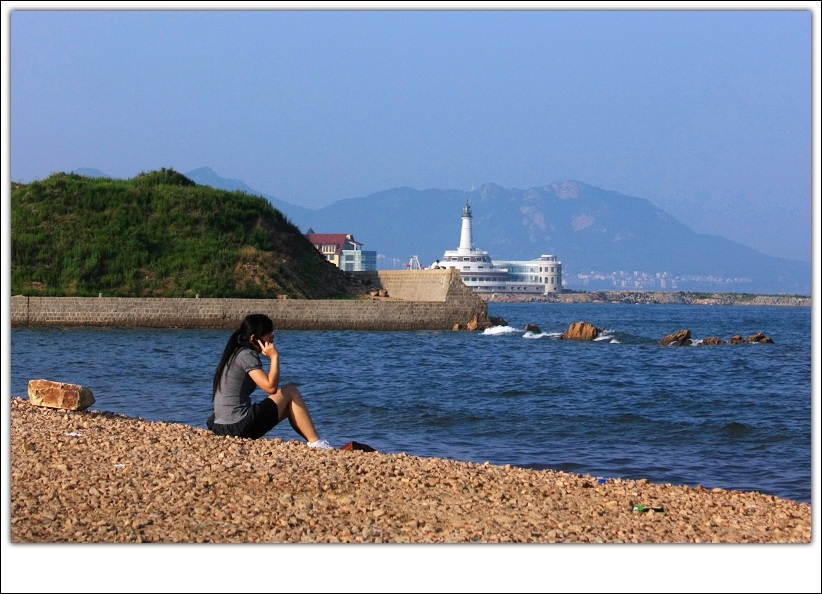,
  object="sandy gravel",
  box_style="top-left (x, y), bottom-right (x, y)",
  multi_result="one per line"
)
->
top-left (8, 397), bottom-right (811, 545)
